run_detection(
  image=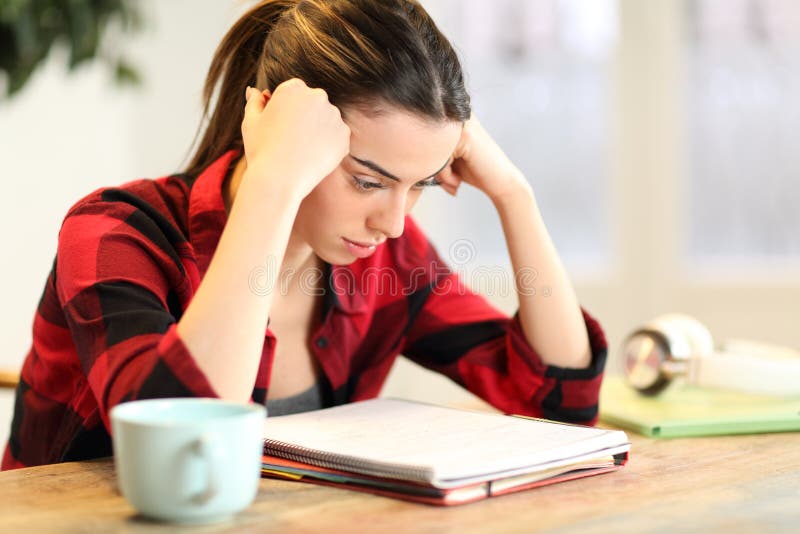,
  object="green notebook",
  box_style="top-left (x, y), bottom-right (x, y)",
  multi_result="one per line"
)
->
top-left (599, 375), bottom-right (800, 438)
